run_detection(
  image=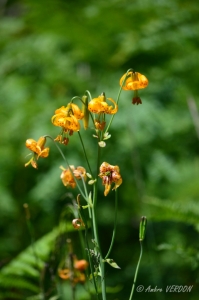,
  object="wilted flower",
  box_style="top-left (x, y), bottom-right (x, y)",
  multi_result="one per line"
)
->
top-left (72, 218), bottom-right (85, 229)
top-left (54, 135), bottom-right (69, 145)
top-left (120, 71), bottom-right (148, 105)
top-left (51, 103), bottom-right (84, 132)
top-left (99, 162), bottom-right (122, 196)
top-left (73, 166), bottom-right (87, 180)
top-left (88, 93), bottom-right (118, 115)
top-left (94, 119), bottom-right (106, 131)
top-left (25, 136), bottom-right (49, 168)
top-left (60, 165), bottom-right (76, 188)
top-left (60, 165), bottom-right (87, 188)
